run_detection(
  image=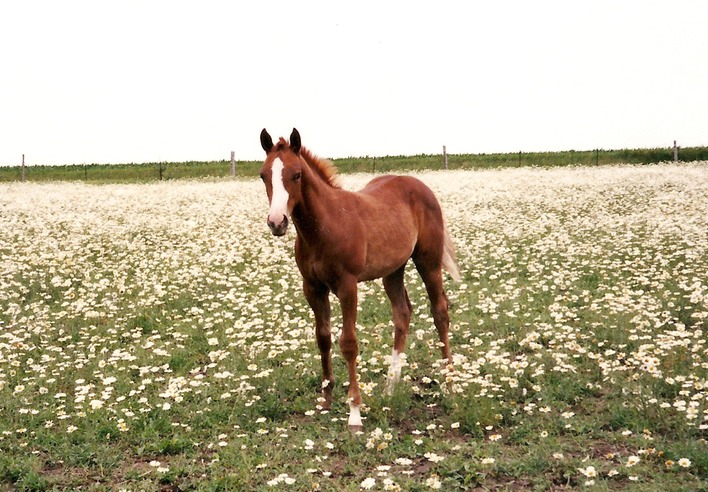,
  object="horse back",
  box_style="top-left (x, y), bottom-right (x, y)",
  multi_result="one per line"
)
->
top-left (358, 175), bottom-right (443, 219)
